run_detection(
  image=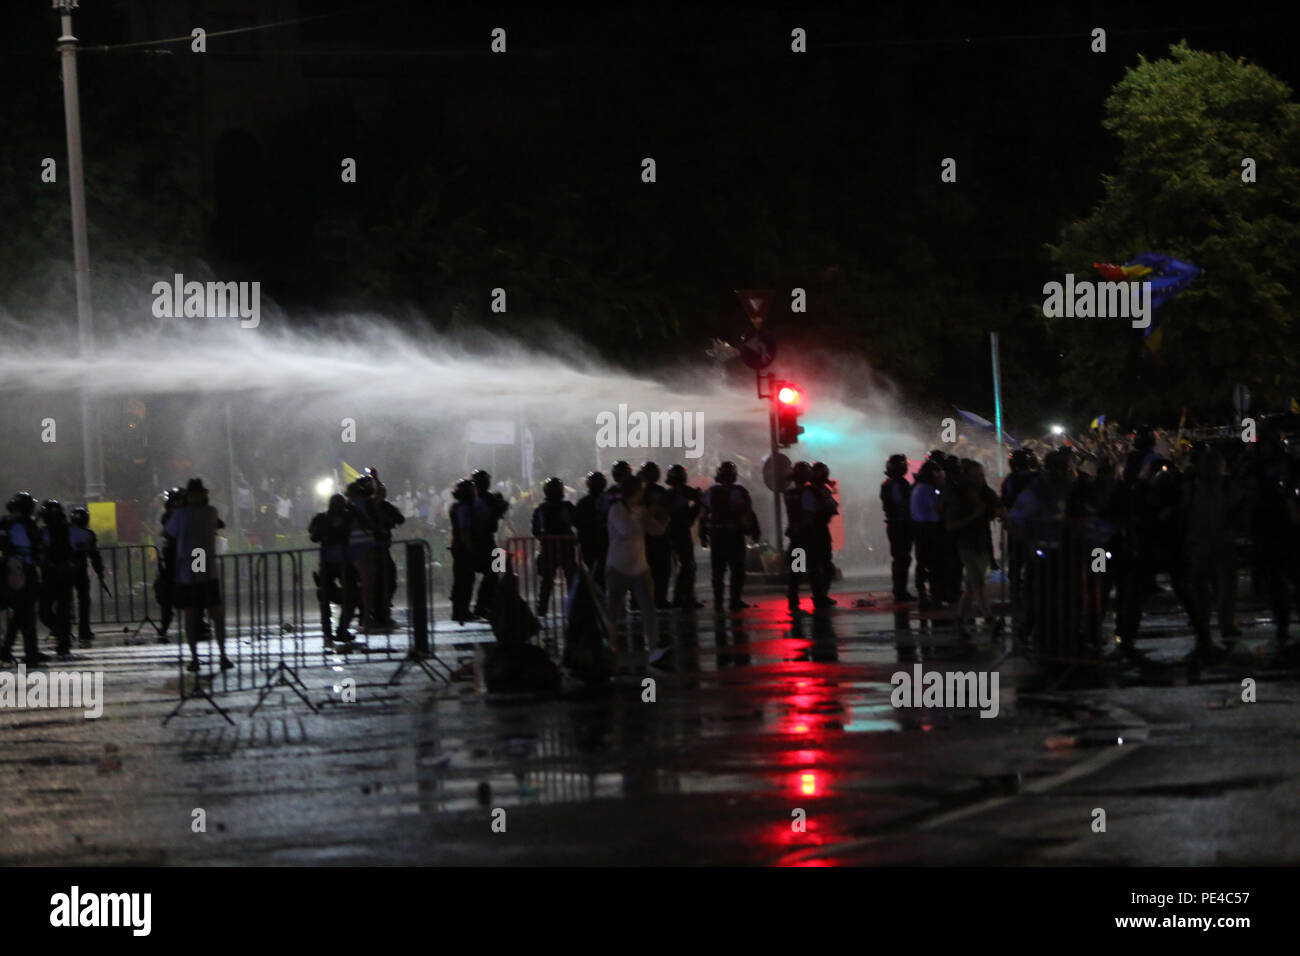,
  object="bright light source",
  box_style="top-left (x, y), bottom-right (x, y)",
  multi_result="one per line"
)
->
top-left (778, 386), bottom-right (799, 404)
top-left (1050, 424), bottom-right (1064, 435)
top-left (315, 477), bottom-right (334, 498)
